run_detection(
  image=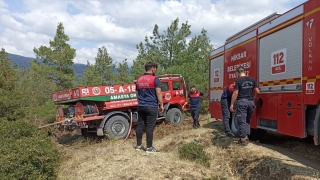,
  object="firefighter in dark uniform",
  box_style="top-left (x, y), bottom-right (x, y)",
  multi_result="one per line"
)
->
top-left (230, 66), bottom-right (260, 145)
top-left (221, 83), bottom-right (235, 137)
top-left (183, 86), bottom-right (204, 129)
top-left (135, 62), bottom-right (164, 153)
